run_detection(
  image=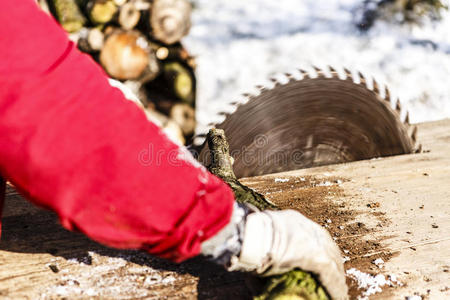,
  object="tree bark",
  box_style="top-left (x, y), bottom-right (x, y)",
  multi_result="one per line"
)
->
top-left (206, 129), bottom-right (330, 300)
top-left (49, 0), bottom-right (86, 32)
